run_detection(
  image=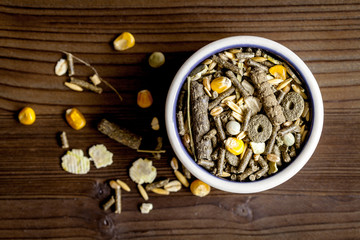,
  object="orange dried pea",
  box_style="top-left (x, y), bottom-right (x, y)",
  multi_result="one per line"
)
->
top-left (190, 179), bottom-right (211, 197)
top-left (269, 65), bottom-right (287, 80)
top-left (65, 108), bottom-right (86, 130)
top-left (18, 107), bottom-right (36, 125)
top-left (137, 89), bottom-right (153, 108)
